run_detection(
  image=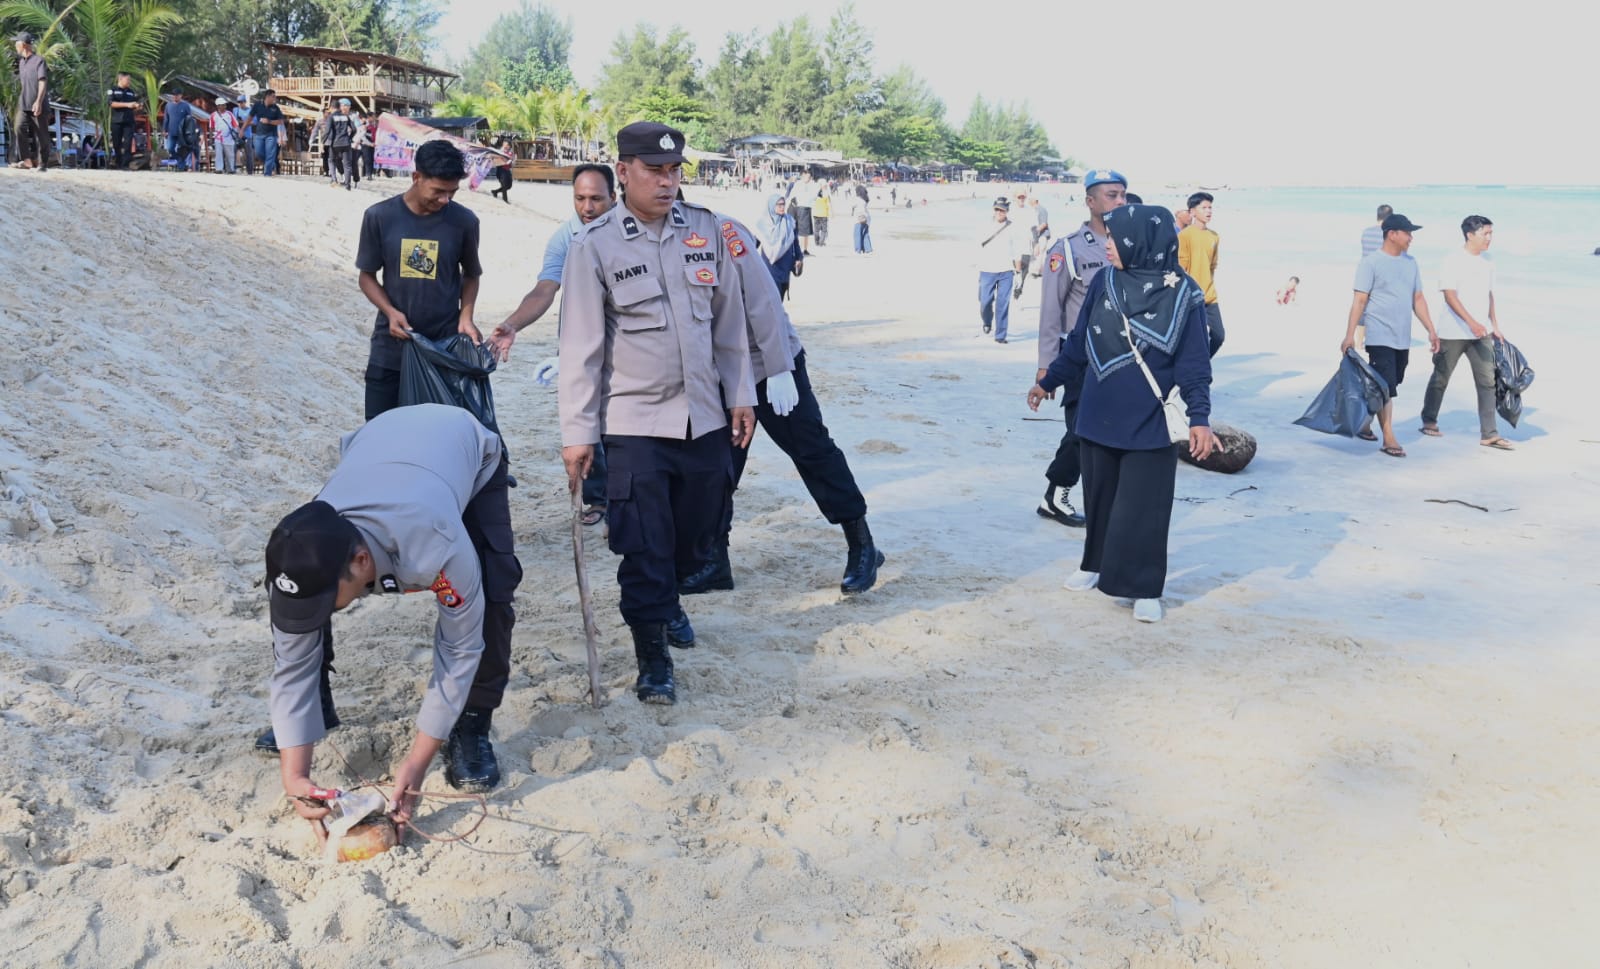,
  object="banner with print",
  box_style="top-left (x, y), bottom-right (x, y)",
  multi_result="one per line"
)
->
top-left (373, 113), bottom-right (509, 190)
